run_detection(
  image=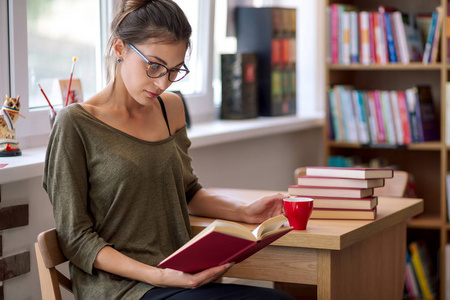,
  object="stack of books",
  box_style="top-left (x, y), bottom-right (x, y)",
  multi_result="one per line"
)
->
top-left (288, 166), bottom-right (394, 220)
